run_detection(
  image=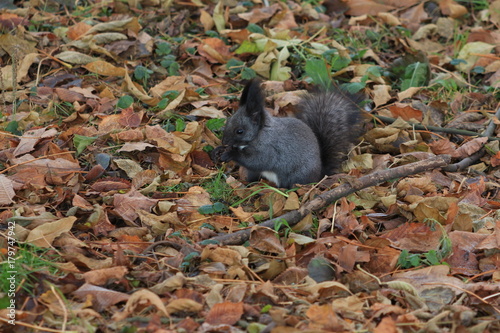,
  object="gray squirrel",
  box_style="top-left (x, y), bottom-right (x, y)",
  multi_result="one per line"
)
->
top-left (213, 79), bottom-right (365, 188)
